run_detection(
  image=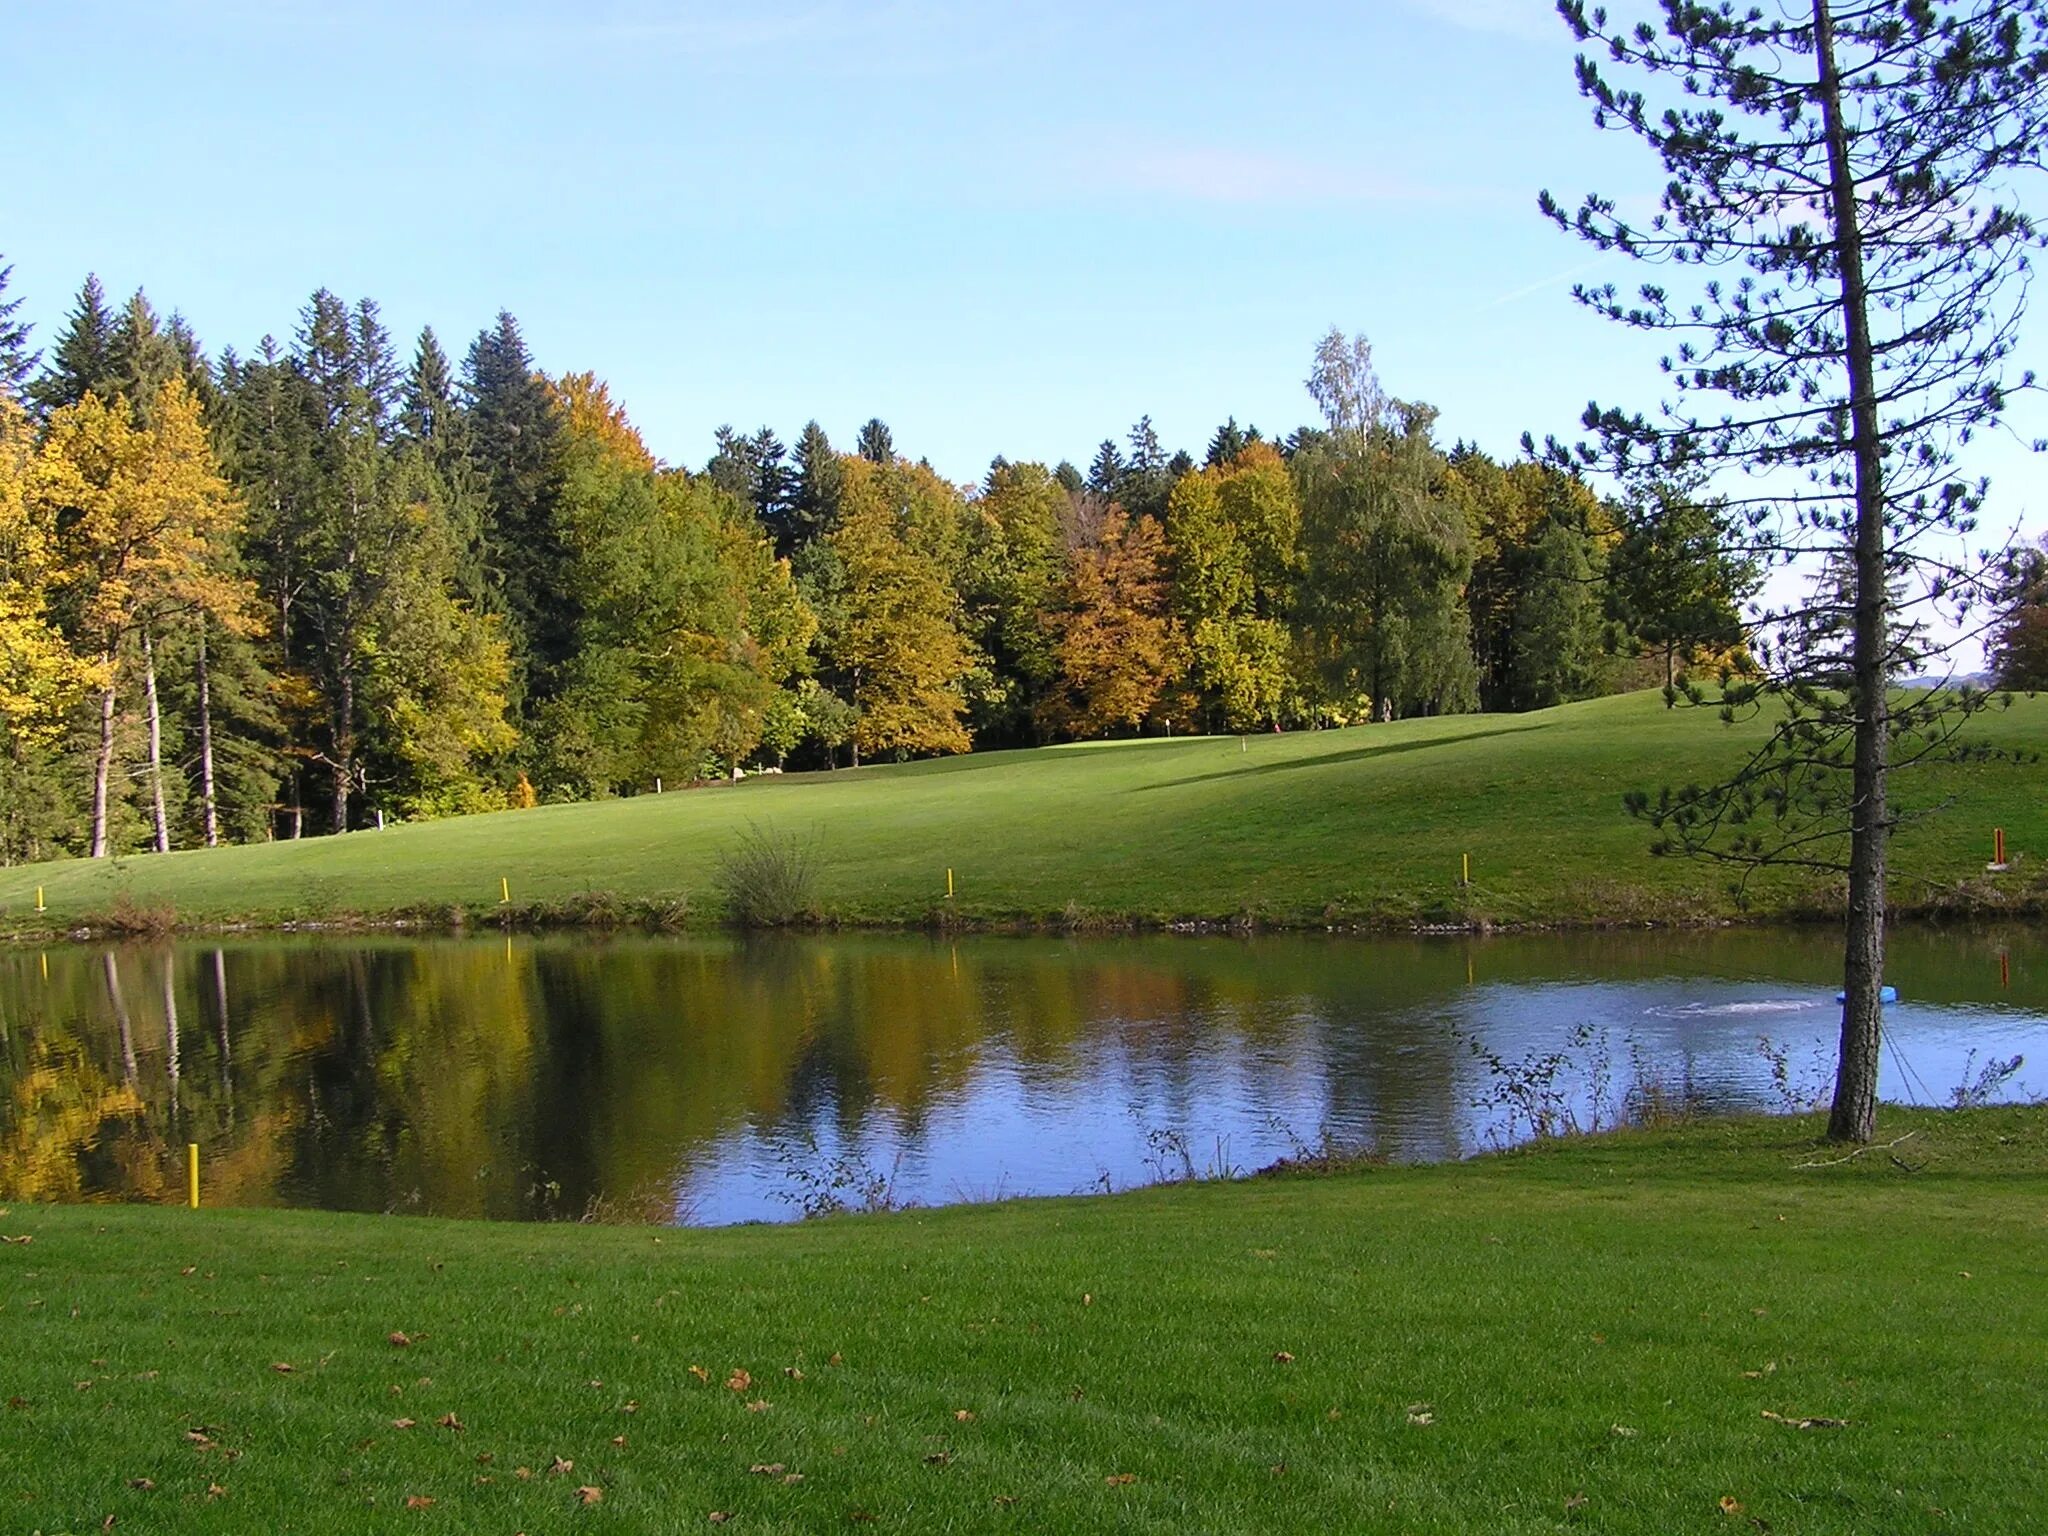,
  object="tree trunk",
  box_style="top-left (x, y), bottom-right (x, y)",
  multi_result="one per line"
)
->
top-left (197, 618), bottom-right (219, 847)
top-left (211, 947), bottom-right (234, 1125)
top-left (143, 631), bottom-right (170, 854)
top-left (331, 669), bottom-right (354, 834)
top-left (90, 670), bottom-right (118, 859)
top-left (1665, 640), bottom-right (1677, 692)
top-left (162, 952), bottom-right (182, 1107)
top-left (1816, 0), bottom-right (1887, 1145)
